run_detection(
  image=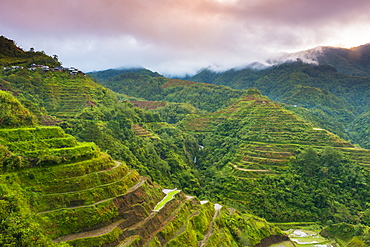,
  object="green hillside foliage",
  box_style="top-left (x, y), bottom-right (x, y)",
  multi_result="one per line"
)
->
top-left (199, 146), bottom-right (370, 224)
top-left (349, 111), bottom-right (370, 149)
top-left (0, 66), bottom-right (204, 194)
top-left (187, 62), bottom-right (370, 148)
top-left (89, 71), bottom-right (248, 113)
top-left (88, 67), bottom-right (369, 243)
top-left (283, 104), bottom-right (351, 143)
top-left (321, 223), bottom-right (370, 246)
top-left (177, 89), bottom-right (370, 224)
top-left (0, 36), bottom-right (60, 67)
top-left (88, 67), bottom-right (162, 81)
top-left (0, 91), bottom-right (284, 246)
top-left (0, 90), bottom-right (37, 128)
top-left (316, 44), bottom-right (370, 76)
top-left (1, 37), bottom-right (370, 246)
top-left (153, 102), bottom-right (205, 124)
